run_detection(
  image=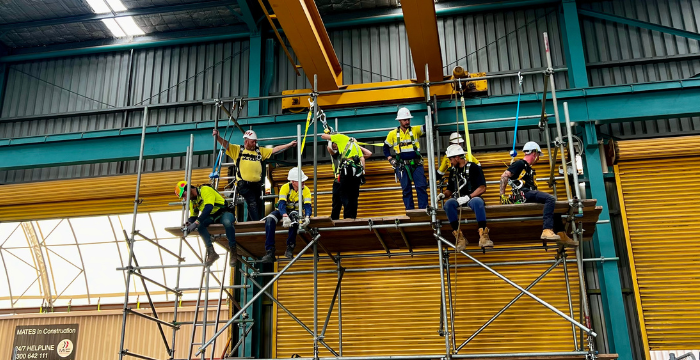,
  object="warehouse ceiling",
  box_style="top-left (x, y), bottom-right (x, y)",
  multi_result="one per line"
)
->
top-left (0, 0), bottom-right (416, 50)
